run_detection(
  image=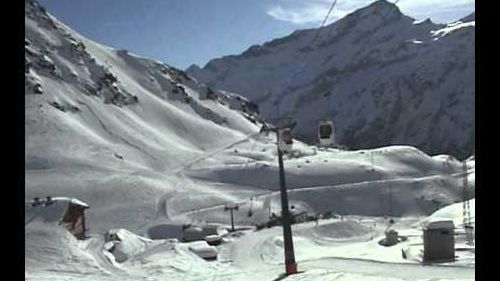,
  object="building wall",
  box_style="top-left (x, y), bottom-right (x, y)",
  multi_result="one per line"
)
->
top-left (60, 203), bottom-right (87, 240)
top-left (423, 227), bottom-right (455, 262)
